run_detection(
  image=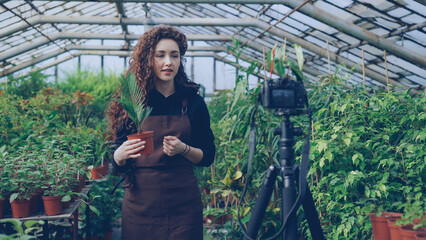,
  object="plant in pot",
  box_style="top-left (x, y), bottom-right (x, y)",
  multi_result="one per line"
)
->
top-left (365, 203), bottom-right (402, 240)
top-left (41, 158), bottom-right (71, 216)
top-left (8, 155), bottom-right (38, 218)
top-left (0, 146), bottom-right (12, 219)
top-left (90, 127), bottom-right (112, 179)
top-left (115, 72), bottom-right (153, 155)
top-left (21, 151), bottom-right (47, 215)
top-left (397, 199), bottom-right (426, 239)
top-left (68, 157), bottom-right (87, 194)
